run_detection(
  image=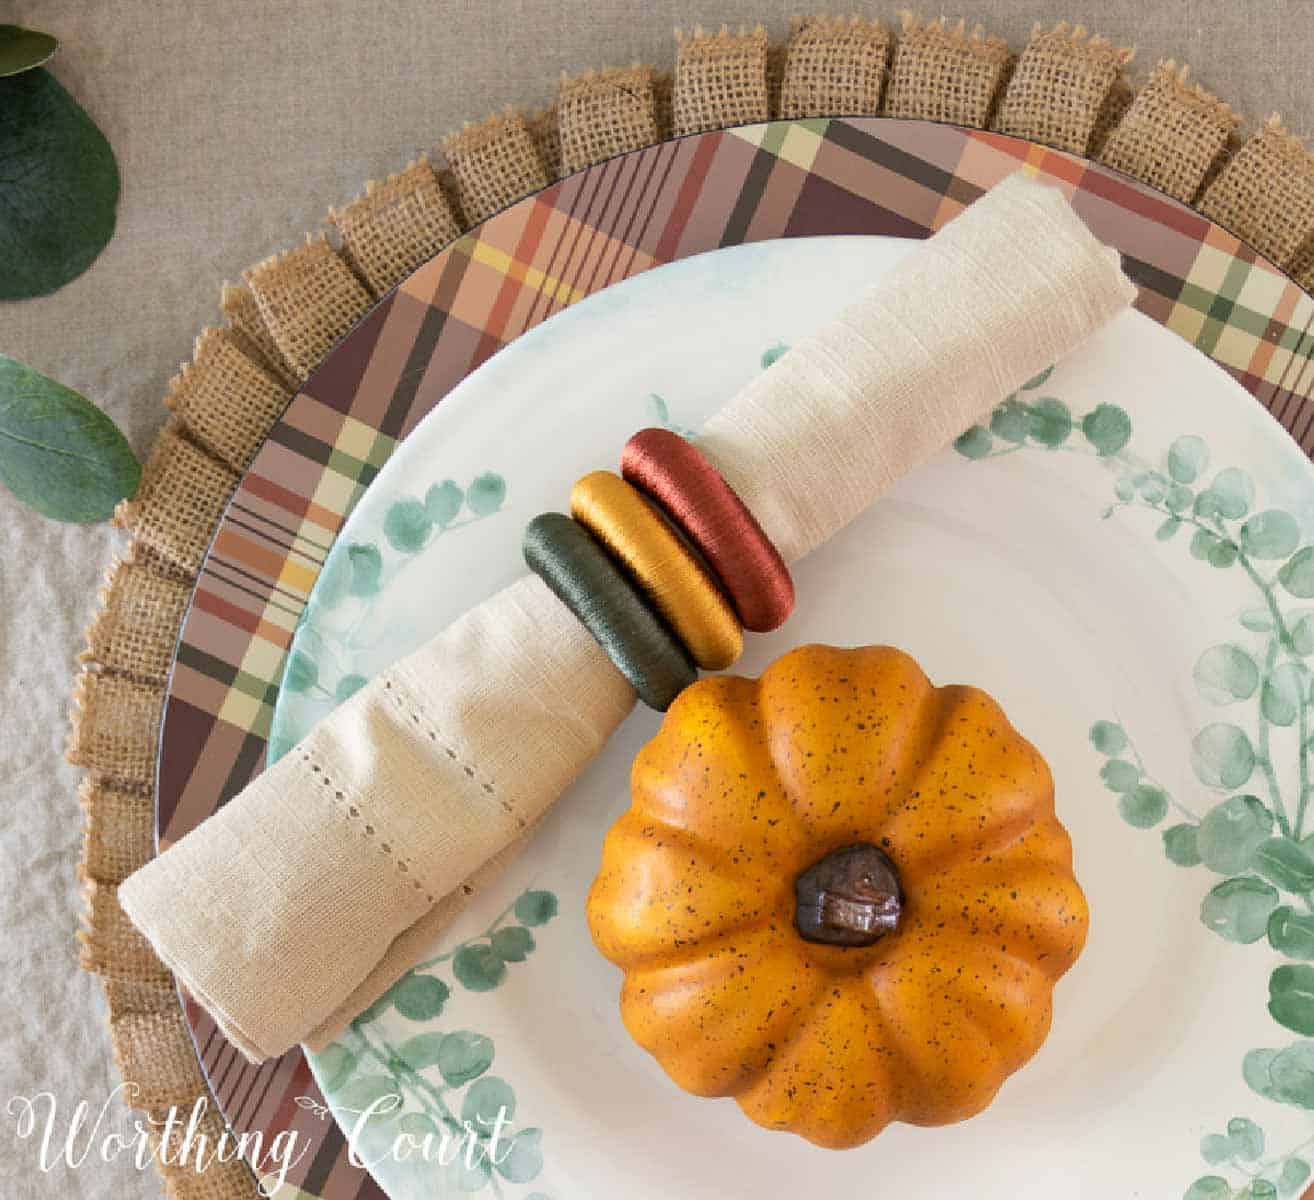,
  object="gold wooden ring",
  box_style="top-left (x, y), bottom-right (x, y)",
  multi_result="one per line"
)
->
top-left (570, 470), bottom-right (743, 671)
